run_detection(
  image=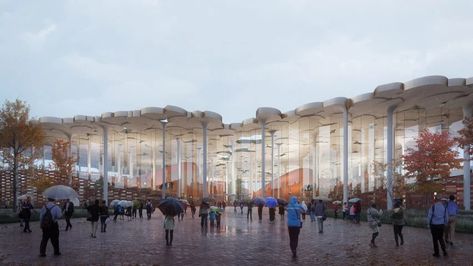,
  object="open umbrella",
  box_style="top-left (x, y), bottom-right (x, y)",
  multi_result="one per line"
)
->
top-left (253, 197), bottom-right (265, 207)
top-left (18, 194), bottom-right (33, 201)
top-left (202, 197), bottom-right (215, 204)
top-left (43, 185), bottom-right (79, 200)
top-left (210, 206), bottom-right (223, 213)
top-left (179, 199), bottom-right (189, 207)
top-left (277, 198), bottom-right (288, 206)
top-left (110, 199), bottom-right (120, 207)
top-left (265, 197), bottom-right (278, 208)
top-left (119, 200), bottom-right (132, 207)
top-left (332, 200), bottom-right (342, 205)
top-left (313, 196), bottom-right (331, 201)
top-left (348, 198), bottom-right (361, 203)
top-left (158, 198), bottom-right (184, 216)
